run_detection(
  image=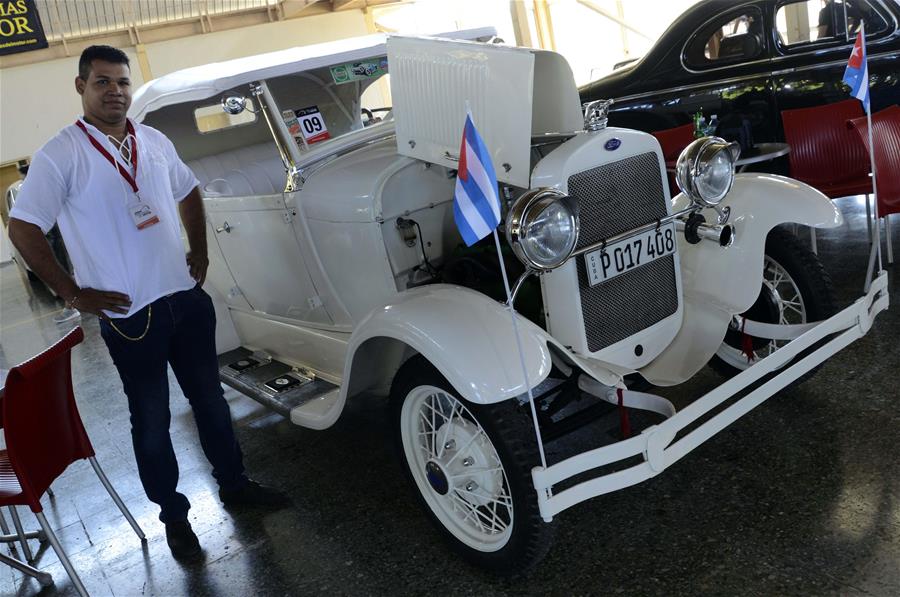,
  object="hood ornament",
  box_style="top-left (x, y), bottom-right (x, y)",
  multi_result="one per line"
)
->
top-left (582, 99), bottom-right (614, 132)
